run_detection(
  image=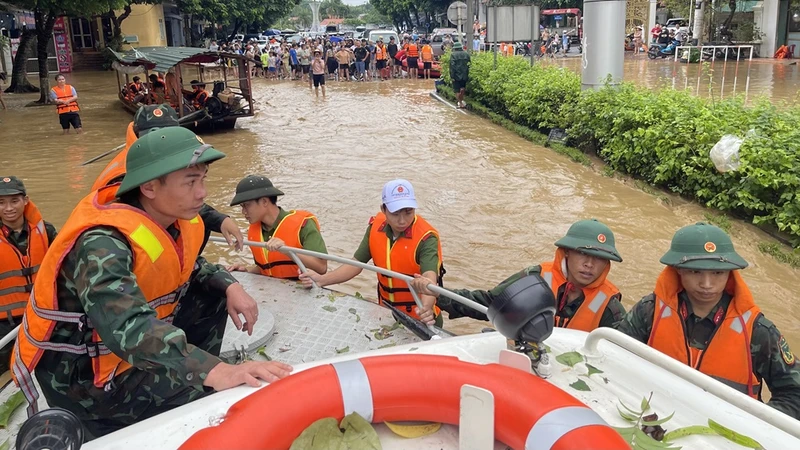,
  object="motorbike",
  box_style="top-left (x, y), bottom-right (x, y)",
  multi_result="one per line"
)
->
top-left (647, 38), bottom-right (681, 59)
top-left (515, 42), bottom-right (532, 57)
